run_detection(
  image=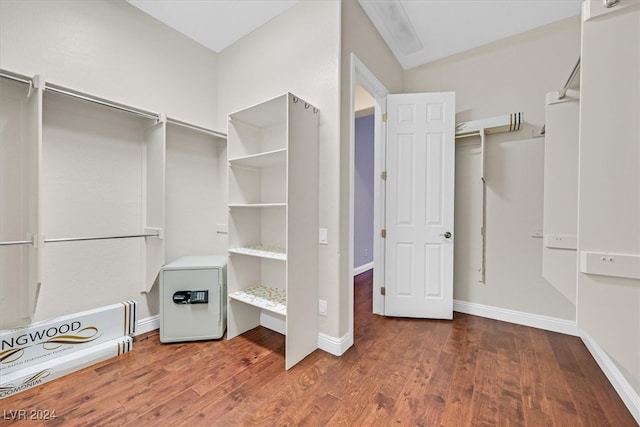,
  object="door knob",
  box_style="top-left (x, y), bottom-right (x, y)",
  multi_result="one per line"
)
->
top-left (441, 231), bottom-right (452, 239)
